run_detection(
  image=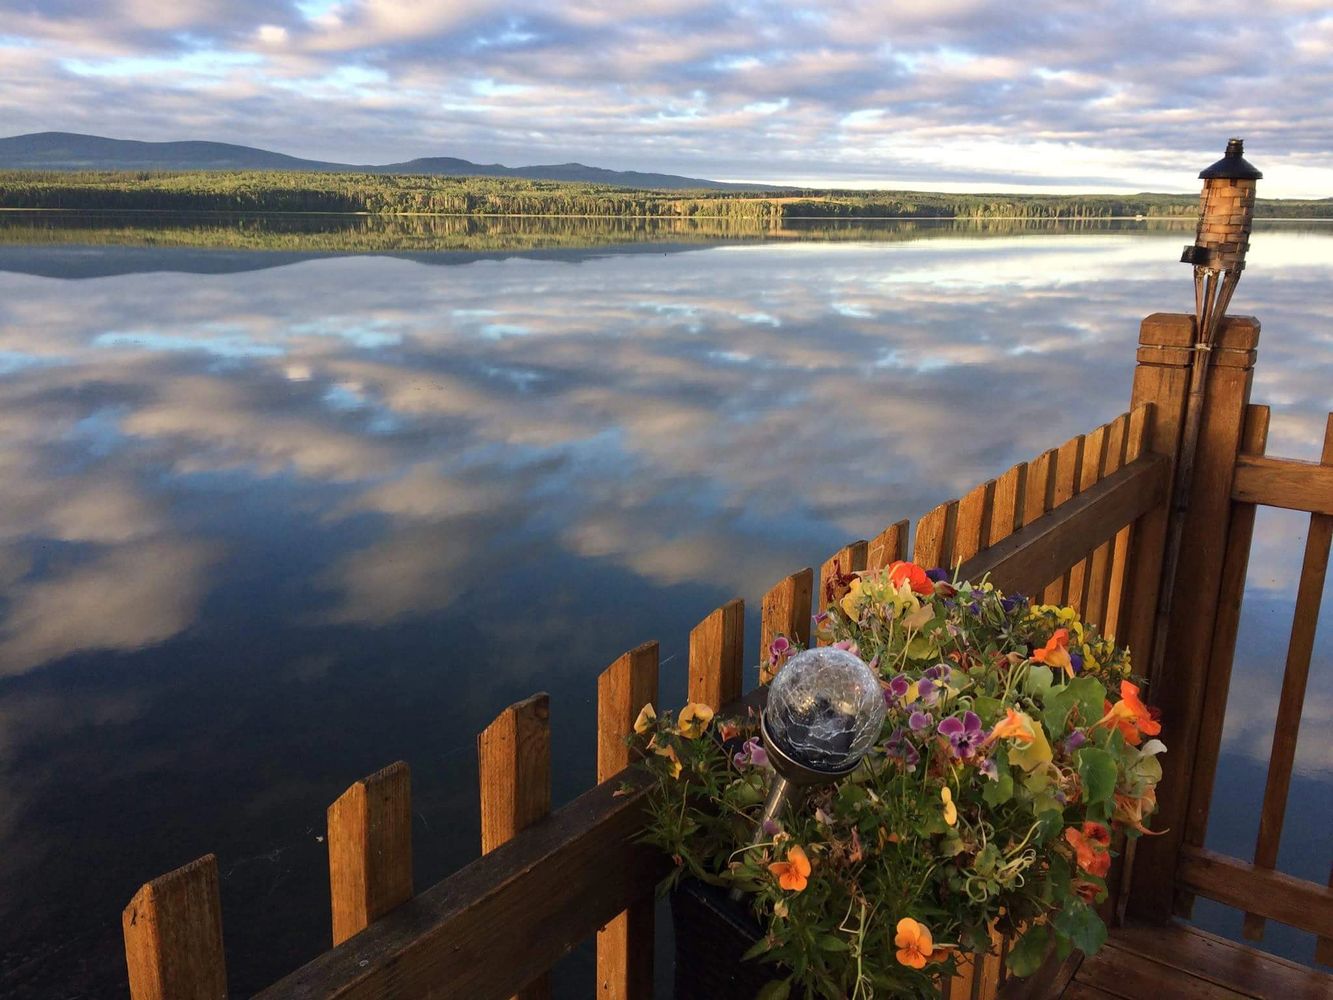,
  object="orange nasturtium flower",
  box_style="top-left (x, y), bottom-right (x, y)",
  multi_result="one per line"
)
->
top-left (769, 844), bottom-right (811, 892)
top-left (894, 917), bottom-right (936, 969)
top-left (1102, 681), bottom-right (1161, 746)
top-left (1032, 627), bottom-right (1074, 676)
top-left (1064, 821), bottom-right (1112, 877)
top-left (990, 707), bottom-right (1036, 743)
top-left (676, 702), bottom-right (715, 739)
top-left (633, 703), bottom-right (657, 735)
top-left (886, 560), bottom-right (934, 596)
